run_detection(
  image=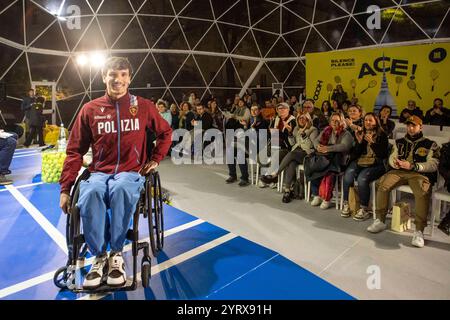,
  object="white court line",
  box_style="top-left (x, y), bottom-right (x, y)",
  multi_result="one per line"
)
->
top-left (79, 233), bottom-right (238, 300)
top-left (13, 153), bottom-right (41, 159)
top-left (14, 150), bottom-right (40, 154)
top-left (205, 253), bottom-right (280, 299)
top-left (14, 148), bottom-right (40, 154)
top-left (5, 185), bottom-right (68, 254)
top-left (0, 182), bottom-right (44, 192)
top-left (0, 219), bottom-right (204, 299)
